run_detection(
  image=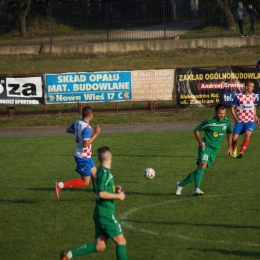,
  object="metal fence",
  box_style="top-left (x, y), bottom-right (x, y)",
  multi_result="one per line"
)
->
top-left (0, 0), bottom-right (258, 46)
top-left (0, 101), bottom-right (178, 117)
